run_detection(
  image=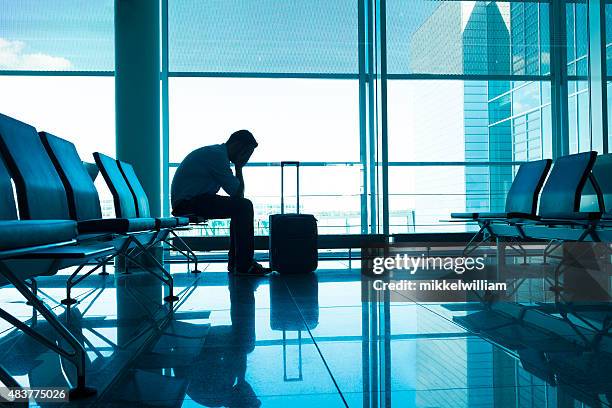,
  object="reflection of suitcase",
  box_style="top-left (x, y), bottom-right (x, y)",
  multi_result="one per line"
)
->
top-left (269, 274), bottom-right (319, 382)
top-left (269, 274), bottom-right (319, 331)
top-left (269, 161), bottom-right (318, 274)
